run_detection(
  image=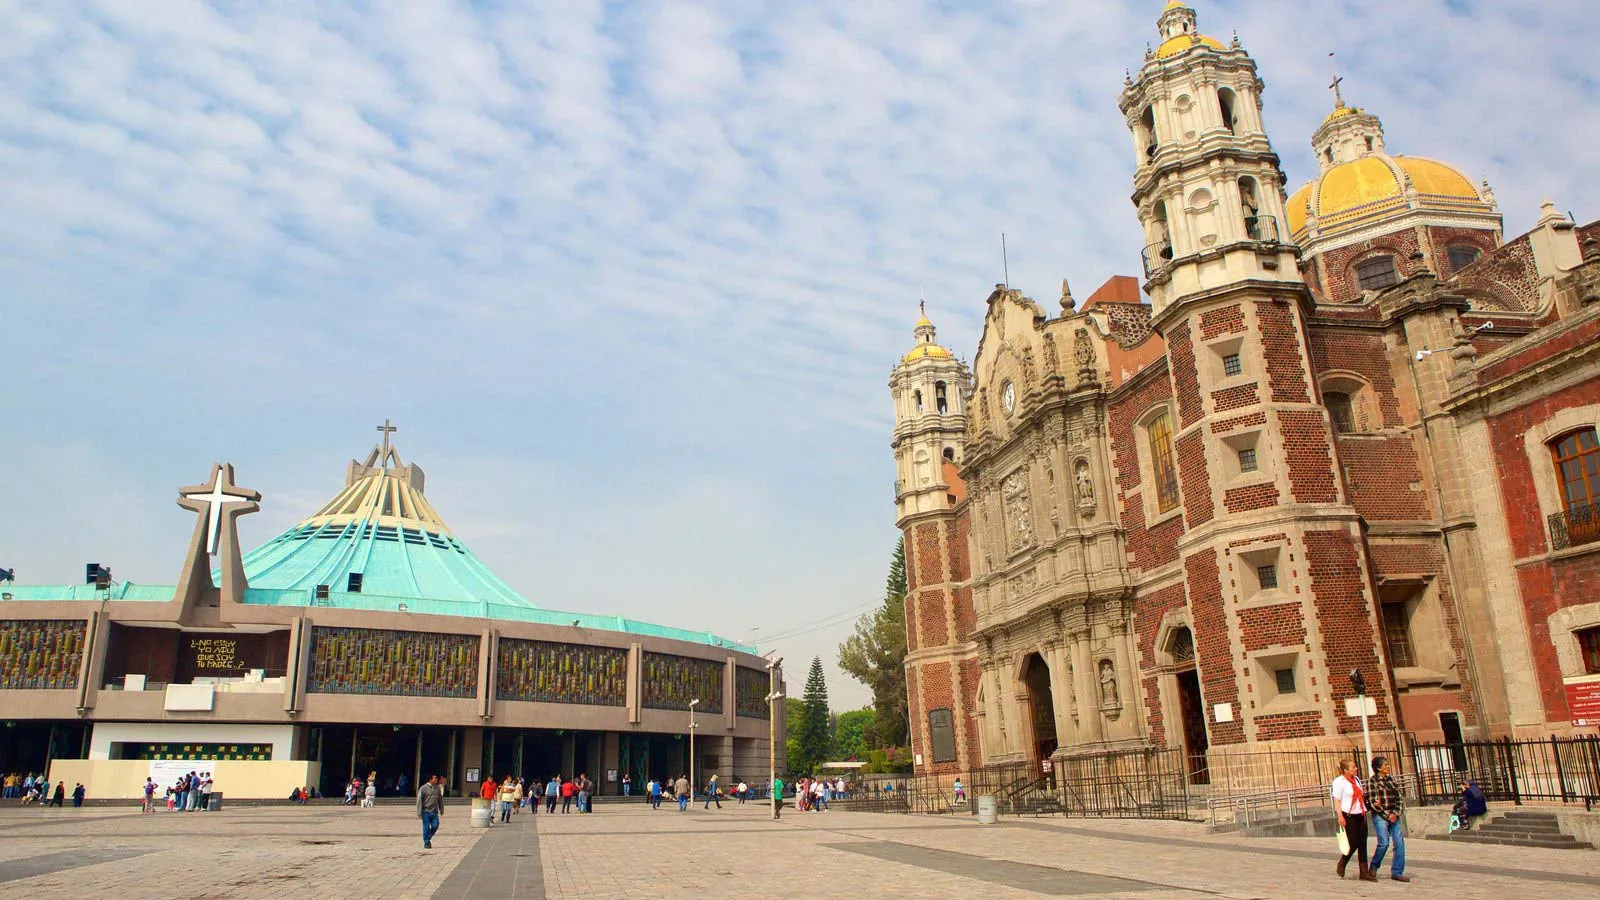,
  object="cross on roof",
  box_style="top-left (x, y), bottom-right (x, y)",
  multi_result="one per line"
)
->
top-left (377, 419), bottom-right (397, 463)
top-left (1329, 72), bottom-right (1345, 108)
